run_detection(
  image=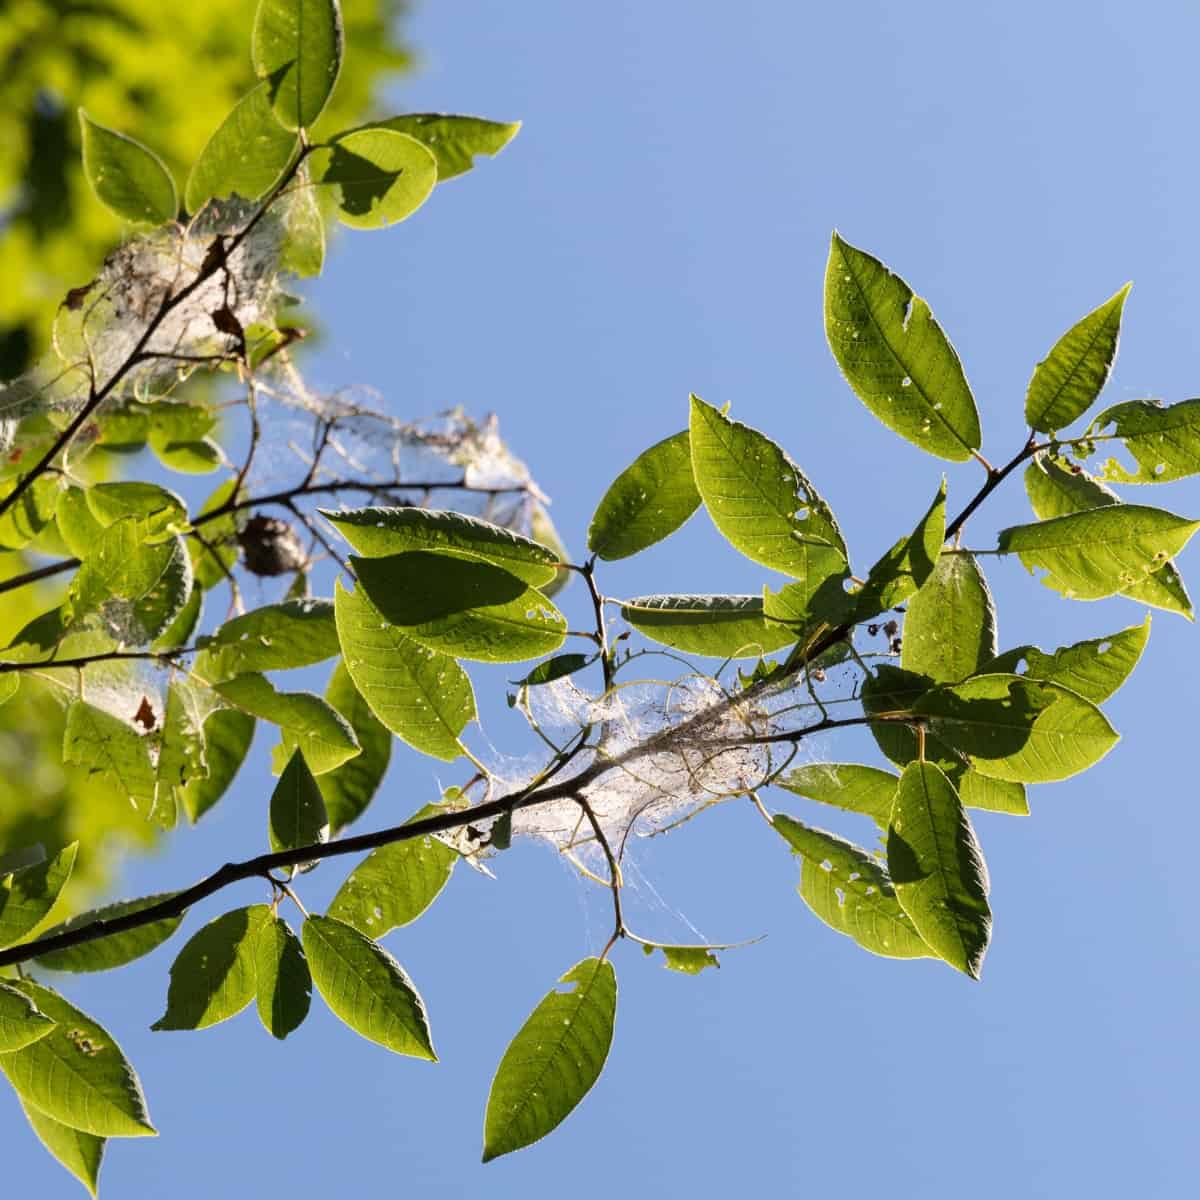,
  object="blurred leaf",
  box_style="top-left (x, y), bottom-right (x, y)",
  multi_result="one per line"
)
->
top-left (825, 232), bottom-right (980, 461)
top-left (901, 551), bottom-right (996, 683)
top-left (252, 0), bottom-right (344, 130)
top-left (185, 82), bottom-right (299, 213)
top-left (352, 552), bottom-right (566, 664)
top-left (772, 815), bottom-right (930, 959)
top-left (152, 906), bottom-right (272, 1031)
top-left (78, 110), bottom-right (176, 225)
top-left (302, 915), bottom-right (435, 1058)
top-left (621, 593), bottom-right (797, 657)
top-left (0, 476), bottom-right (60, 552)
top-left (1, 980), bottom-right (155, 1137)
top-left (888, 762), bottom-right (990, 978)
top-left (34, 893), bottom-right (183, 973)
top-left (313, 128), bottom-right (436, 228)
top-left (255, 914), bottom-right (312, 1040)
top-left (482, 957), bottom-right (616, 1161)
top-left (1026, 285), bottom-right (1130, 434)
top-left (689, 394), bottom-right (847, 581)
top-left (587, 430), bottom-right (700, 561)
